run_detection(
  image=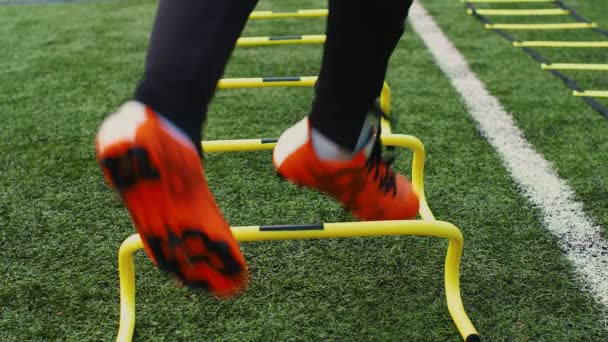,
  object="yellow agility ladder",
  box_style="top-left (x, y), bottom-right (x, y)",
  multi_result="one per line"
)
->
top-left (461, 0), bottom-right (608, 118)
top-left (114, 77), bottom-right (478, 342)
